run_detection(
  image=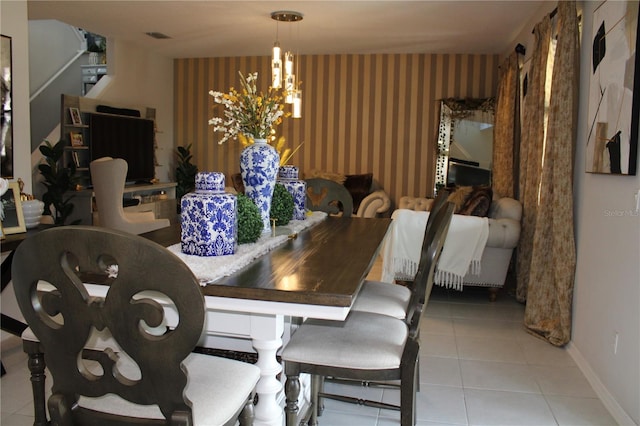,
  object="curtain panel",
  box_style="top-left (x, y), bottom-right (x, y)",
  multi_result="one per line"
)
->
top-left (516, 16), bottom-right (553, 303)
top-left (493, 52), bottom-right (520, 199)
top-left (522, 1), bottom-right (579, 346)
